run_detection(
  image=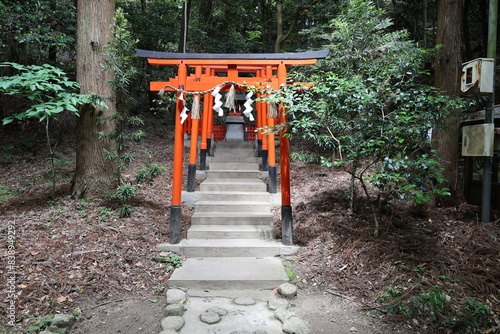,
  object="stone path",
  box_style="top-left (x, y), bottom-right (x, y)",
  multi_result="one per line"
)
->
top-left (157, 140), bottom-right (308, 333)
top-left (160, 288), bottom-right (305, 334)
